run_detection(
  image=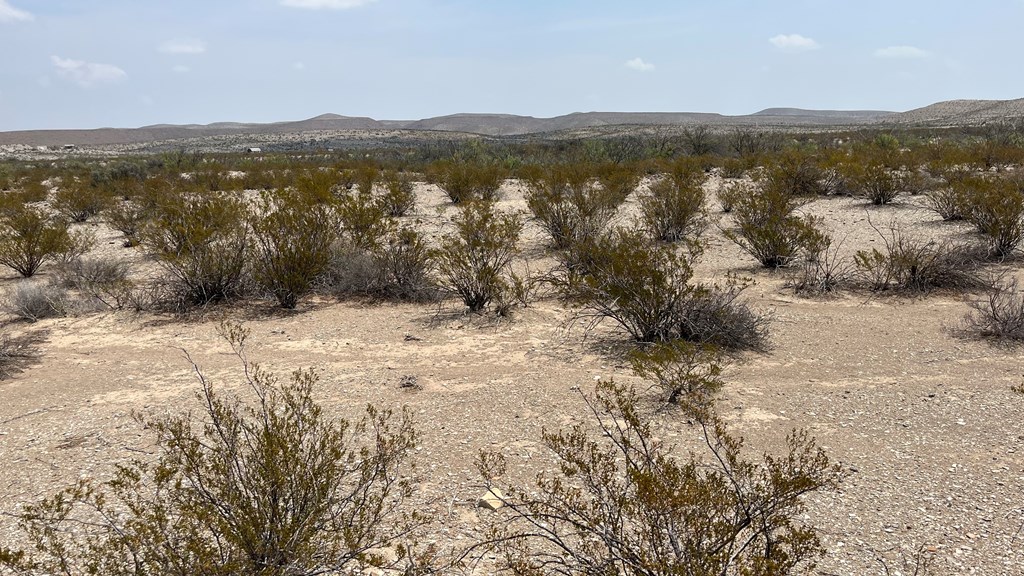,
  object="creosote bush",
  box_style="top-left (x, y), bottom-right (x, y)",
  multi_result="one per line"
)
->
top-left (429, 160), bottom-right (506, 204)
top-left (106, 199), bottom-right (148, 247)
top-left (962, 275), bottom-right (1024, 342)
top-left (723, 182), bottom-right (824, 268)
top-left (251, 190), bottom-right (339, 309)
top-left (629, 340), bottom-right (725, 404)
top-left (435, 201), bottom-right (522, 313)
top-left (380, 170), bottom-right (417, 217)
top-left (639, 172), bottom-right (708, 243)
top-left (478, 380), bottom-right (842, 576)
top-left (0, 323), bottom-right (430, 576)
top-left (141, 190), bottom-right (250, 306)
top-left (854, 223), bottom-right (984, 293)
top-left (0, 205), bottom-right (76, 278)
top-left (51, 176), bottom-right (112, 222)
top-left (957, 175), bottom-right (1024, 258)
top-left (524, 163), bottom-right (618, 252)
top-left (569, 228), bottom-right (767, 349)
